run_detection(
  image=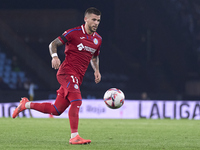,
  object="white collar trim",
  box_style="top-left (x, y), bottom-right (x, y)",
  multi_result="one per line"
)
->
top-left (81, 25), bottom-right (85, 34)
top-left (81, 25), bottom-right (95, 36)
